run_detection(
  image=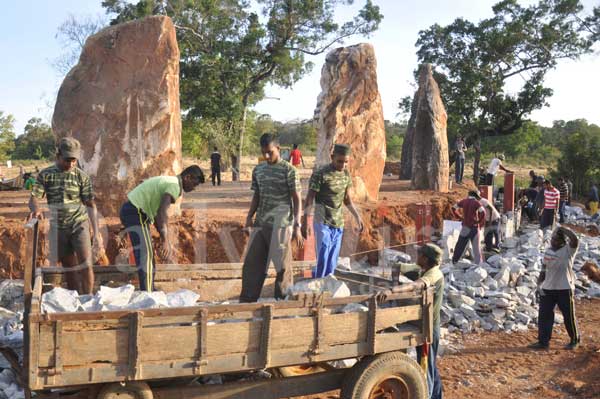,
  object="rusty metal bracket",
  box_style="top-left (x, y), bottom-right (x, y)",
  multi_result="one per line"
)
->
top-left (259, 304), bottom-right (273, 368)
top-left (367, 296), bottom-right (377, 355)
top-left (128, 312), bottom-right (143, 380)
top-left (193, 308), bottom-right (209, 374)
